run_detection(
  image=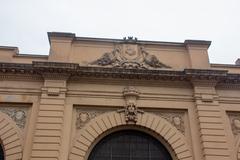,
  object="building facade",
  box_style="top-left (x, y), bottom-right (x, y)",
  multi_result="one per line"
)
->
top-left (0, 32), bottom-right (240, 160)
